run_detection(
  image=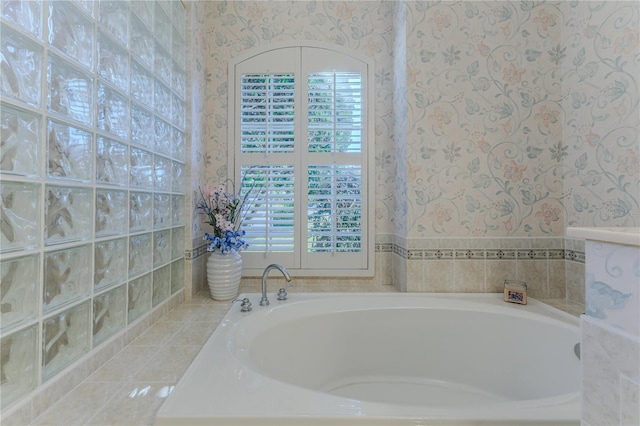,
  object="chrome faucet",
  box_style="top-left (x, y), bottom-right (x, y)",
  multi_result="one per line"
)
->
top-left (260, 264), bottom-right (291, 306)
